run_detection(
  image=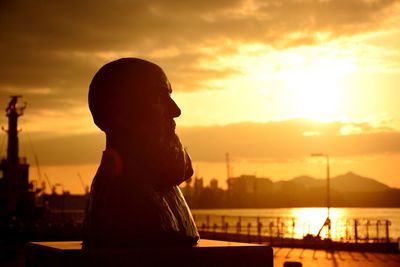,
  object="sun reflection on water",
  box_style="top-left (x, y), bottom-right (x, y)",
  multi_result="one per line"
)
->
top-left (291, 208), bottom-right (344, 239)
